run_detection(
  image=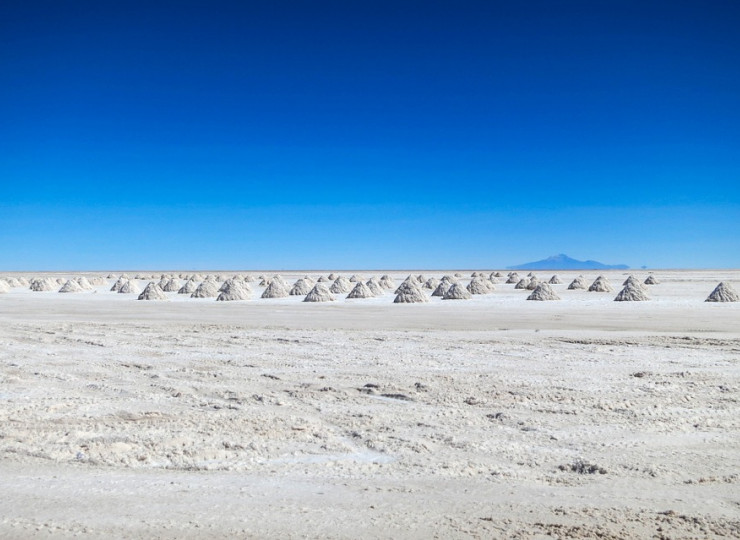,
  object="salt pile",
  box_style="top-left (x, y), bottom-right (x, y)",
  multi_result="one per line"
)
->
top-left (525, 277), bottom-right (540, 290)
top-left (289, 279), bottom-right (312, 296)
top-left (379, 275), bottom-right (395, 289)
top-left (261, 280), bottom-right (289, 299)
top-left (216, 280), bottom-right (250, 301)
top-left (588, 276), bottom-right (613, 292)
top-left (349, 274), bottom-right (364, 282)
top-left (527, 283), bottom-right (561, 301)
top-left (17, 277), bottom-right (29, 286)
top-left (514, 278), bottom-right (530, 290)
top-left (0, 281), bottom-right (11, 293)
top-left (614, 283), bottom-right (650, 301)
top-left (346, 281), bottom-right (374, 299)
top-left (191, 279), bottom-right (219, 298)
top-left (443, 283), bottom-right (472, 300)
top-left (365, 278), bottom-right (384, 296)
top-left (548, 275), bottom-right (562, 284)
top-left (328, 273), bottom-right (338, 281)
top-left (644, 275), bottom-right (659, 285)
top-left (316, 276), bottom-right (330, 282)
top-left (622, 275), bottom-right (645, 289)
top-left (59, 280), bottom-right (84, 293)
top-left (393, 281), bottom-right (428, 303)
top-left (431, 281), bottom-right (451, 297)
top-left (303, 283), bottom-right (335, 302)
top-left (161, 278), bottom-right (181, 292)
top-left (424, 277), bottom-right (440, 290)
top-left (705, 282), bottom-right (739, 302)
top-left (4, 277), bottom-right (22, 288)
top-left (568, 276), bottom-right (587, 290)
top-left (467, 277), bottom-right (493, 295)
top-left (178, 279), bottom-right (198, 294)
top-left (329, 276), bottom-right (352, 294)
top-left (138, 282), bottom-right (167, 301)
top-left (30, 278), bottom-right (56, 292)
top-left (118, 280), bottom-right (141, 294)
